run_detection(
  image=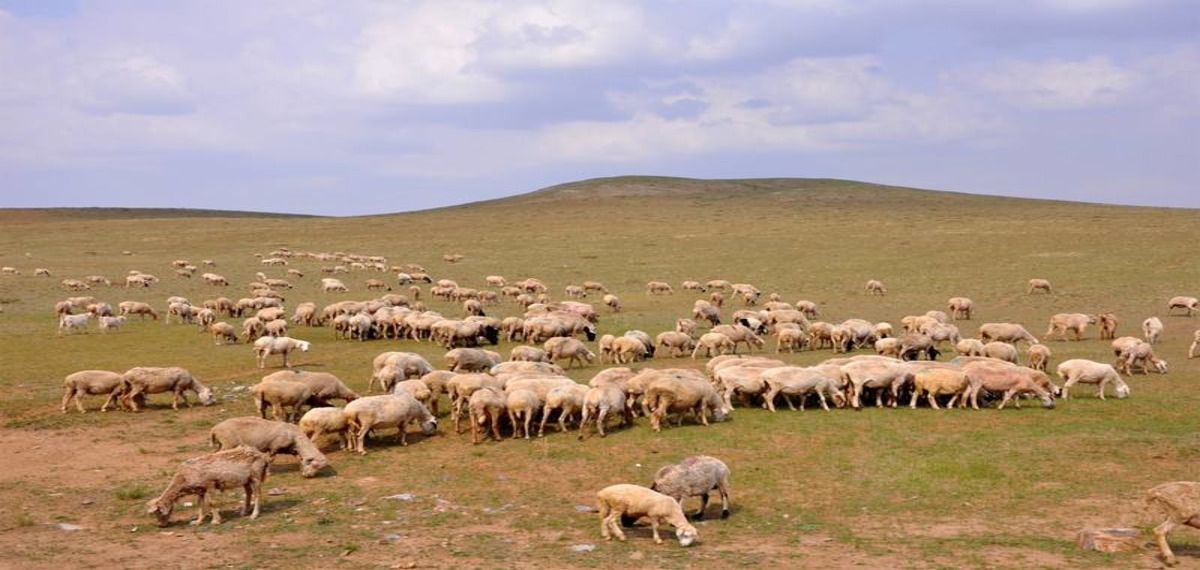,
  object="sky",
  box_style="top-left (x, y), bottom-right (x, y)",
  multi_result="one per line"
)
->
top-left (0, 0), bottom-right (1196, 216)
